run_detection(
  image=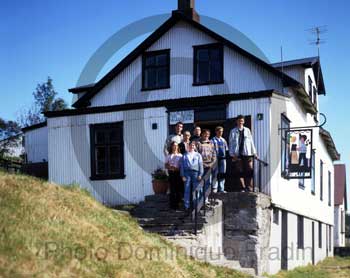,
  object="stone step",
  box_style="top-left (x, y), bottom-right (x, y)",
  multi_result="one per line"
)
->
top-left (142, 225), bottom-right (202, 236)
top-left (141, 220), bottom-right (202, 228)
top-left (145, 194), bottom-right (170, 202)
top-left (137, 217), bottom-right (207, 225)
top-left (137, 201), bottom-right (171, 207)
top-left (132, 209), bottom-right (207, 219)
